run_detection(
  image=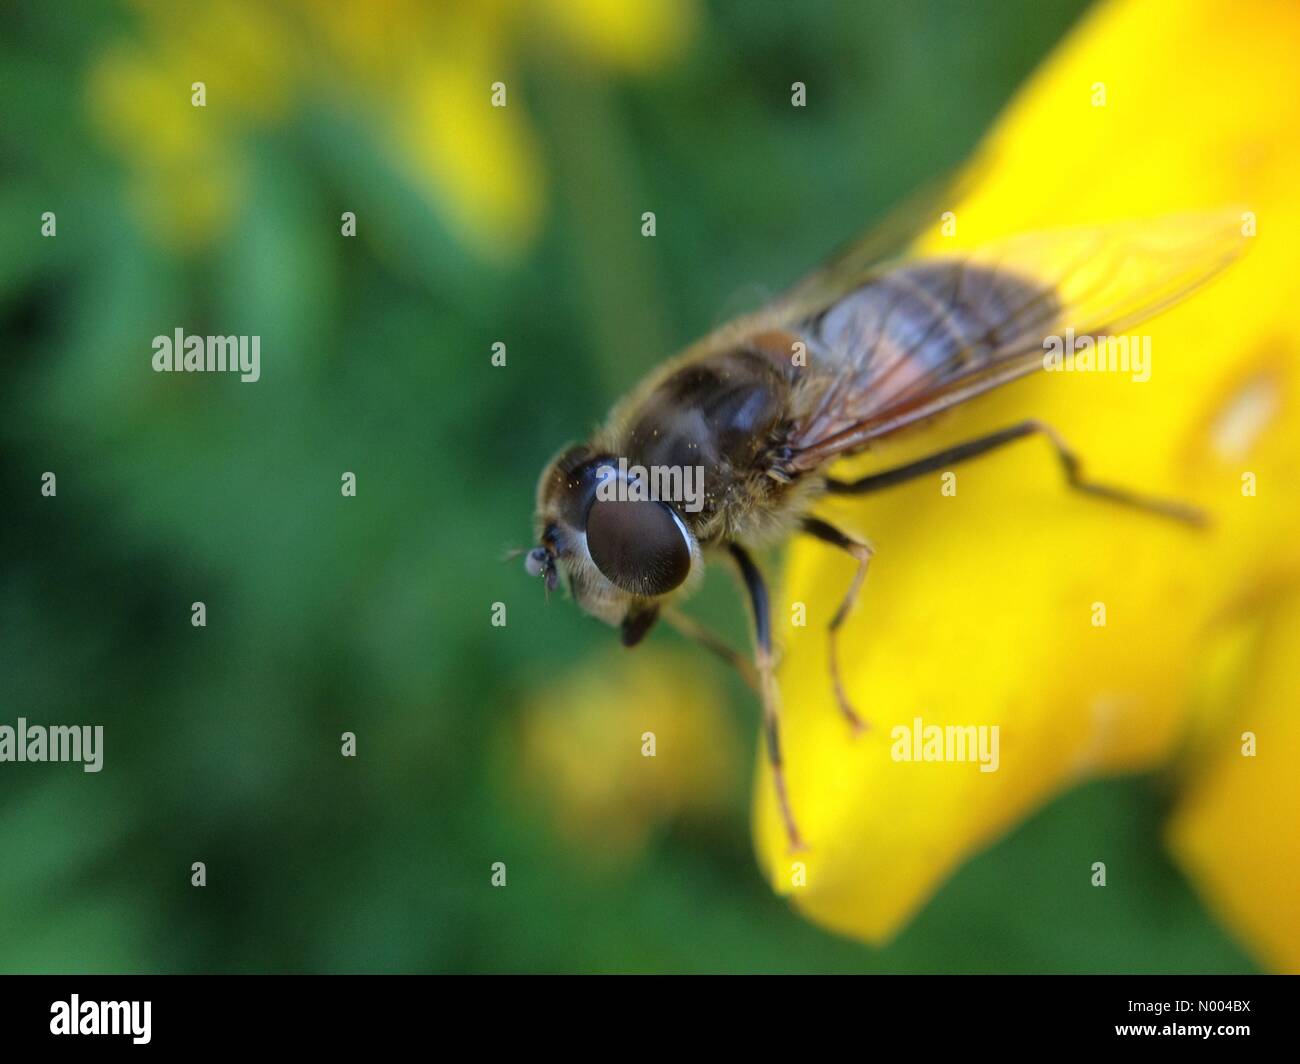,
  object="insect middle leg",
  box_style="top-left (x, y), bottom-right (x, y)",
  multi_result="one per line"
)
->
top-left (824, 418), bottom-right (1207, 526)
top-left (729, 543), bottom-right (806, 852)
top-left (800, 517), bottom-right (874, 735)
